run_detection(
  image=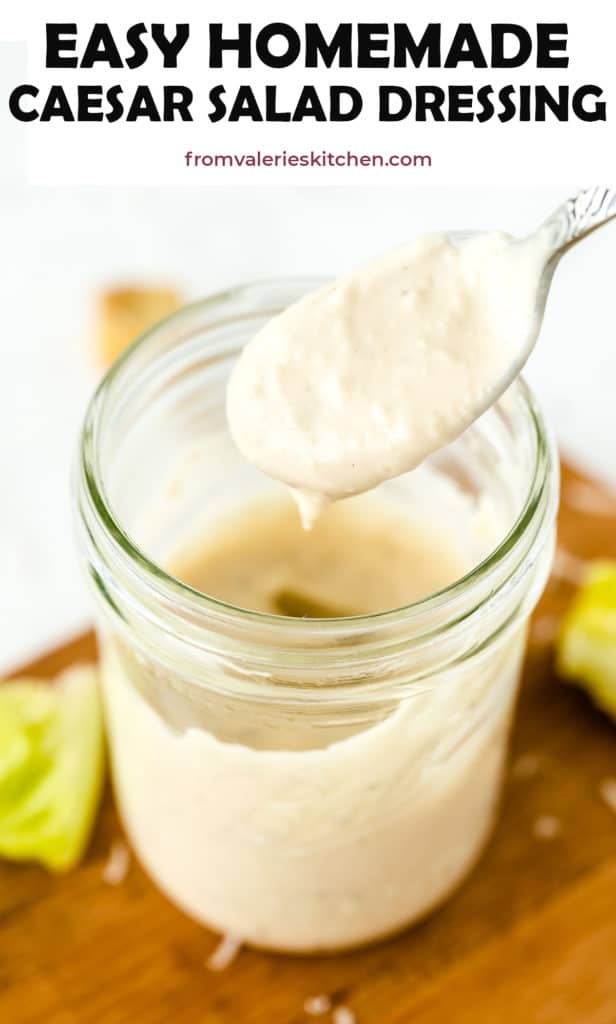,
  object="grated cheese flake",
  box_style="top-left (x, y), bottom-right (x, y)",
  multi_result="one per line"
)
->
top-left (303, 995), bottom-right (332, 1016)
top-left (206, 934), bottom-right (242, 972)
top-left (599, 778), bottom-right (616, 814)
top-left (102, 839), bottom-right (131, 885)
top-left (332, 1007), bottom-right (356, 1024)
top-left (511, 753), bottom-right (541, 781)
top-left (533, 815), bottom-right (562, 840)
